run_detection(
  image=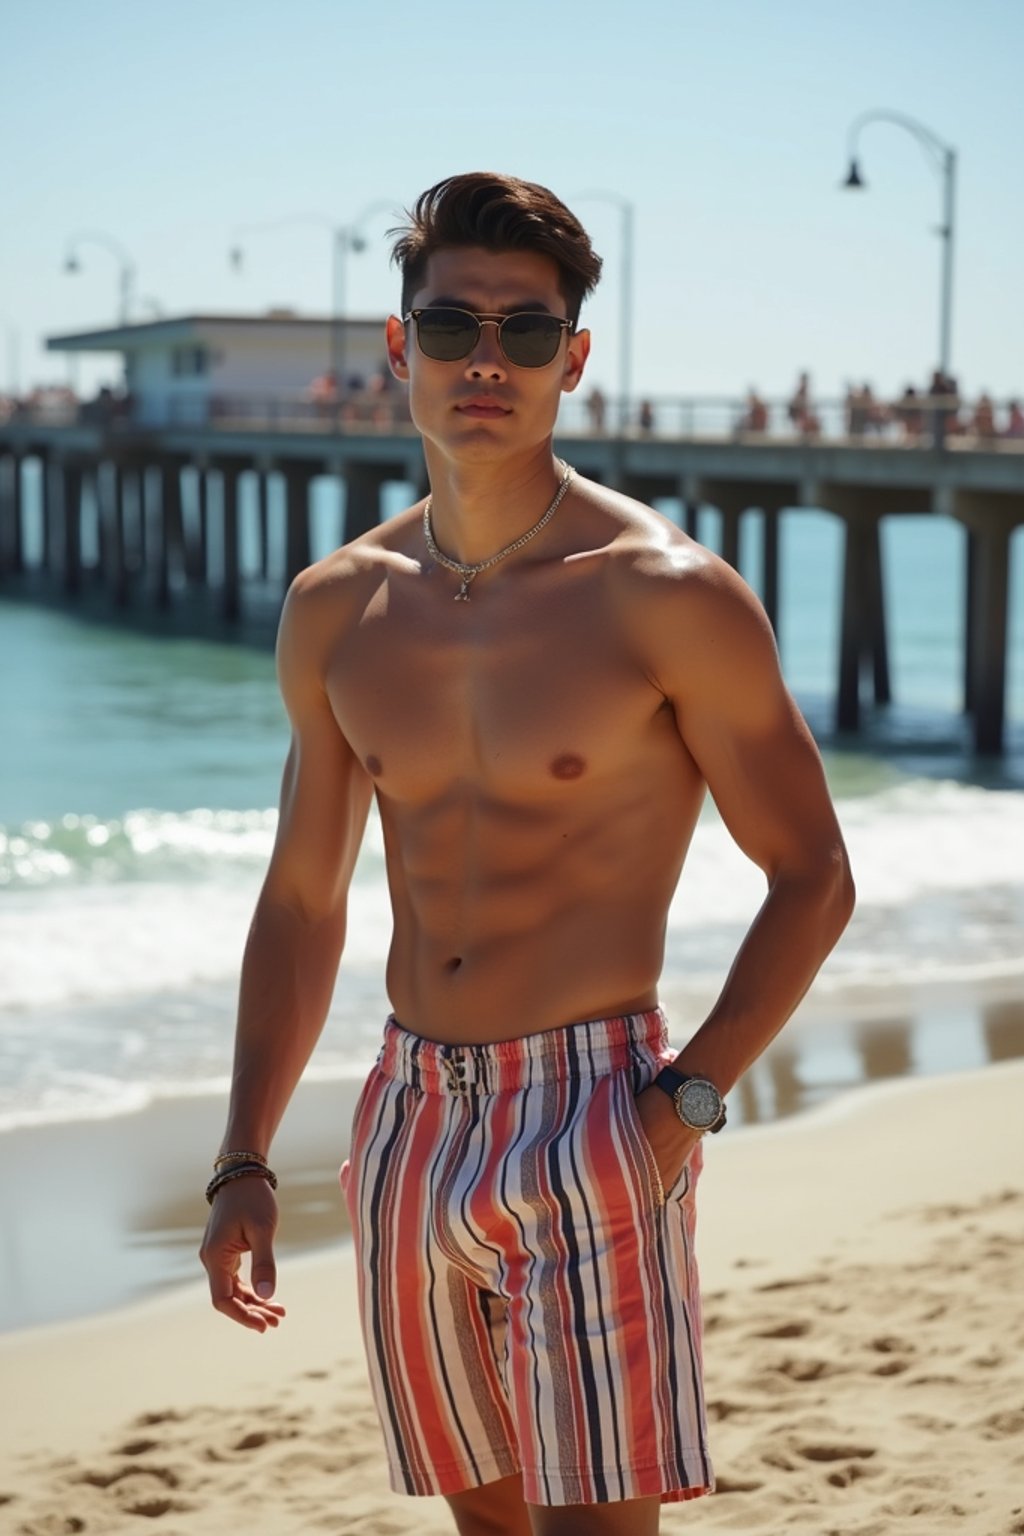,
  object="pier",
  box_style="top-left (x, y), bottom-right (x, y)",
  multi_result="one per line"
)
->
top-left (1, 399), bottom-right (1022, 754)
